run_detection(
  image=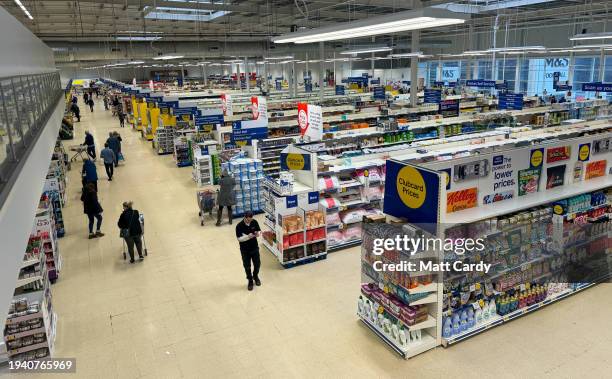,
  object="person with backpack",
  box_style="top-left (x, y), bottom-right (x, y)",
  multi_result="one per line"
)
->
top-left (81, 182), bottom-right (104, 239)
top-left (117, 201), bottom-right (145, 263)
